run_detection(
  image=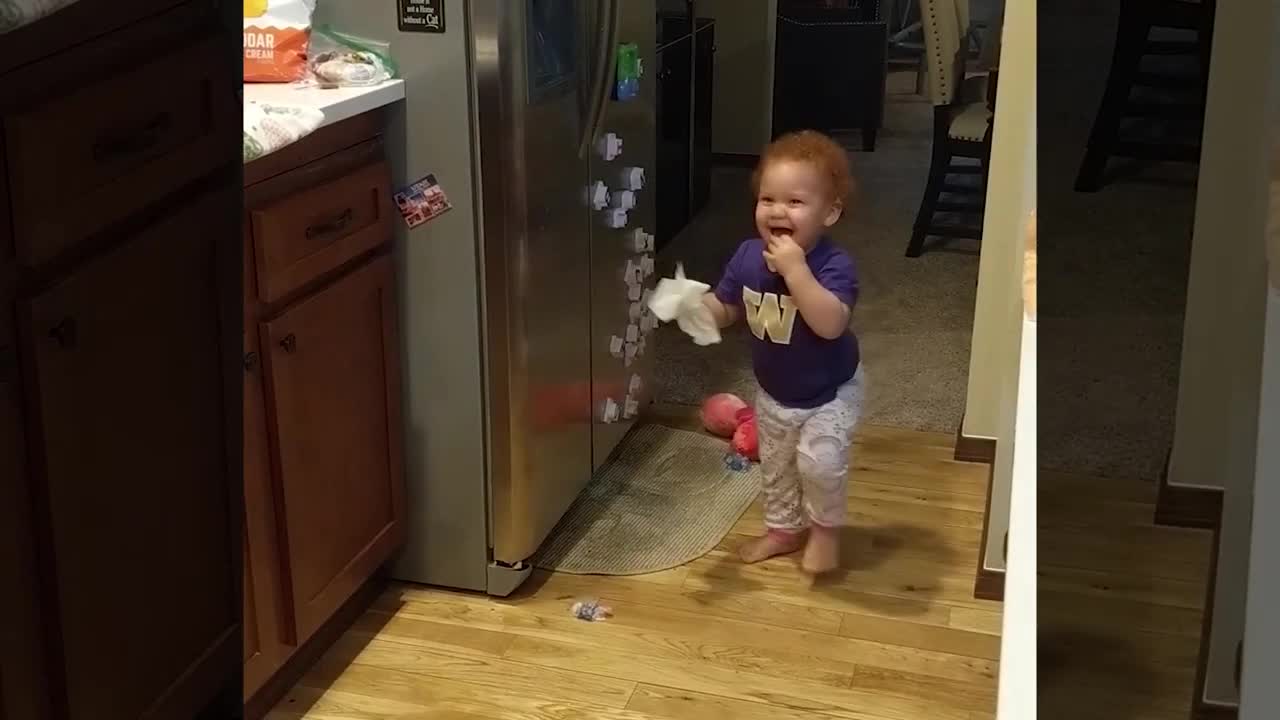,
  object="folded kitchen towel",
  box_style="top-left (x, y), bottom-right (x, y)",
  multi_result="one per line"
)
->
top-left (648, 263), bottom-right (721, 346)
top-left (243, 99), bottom-right (325, 163)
